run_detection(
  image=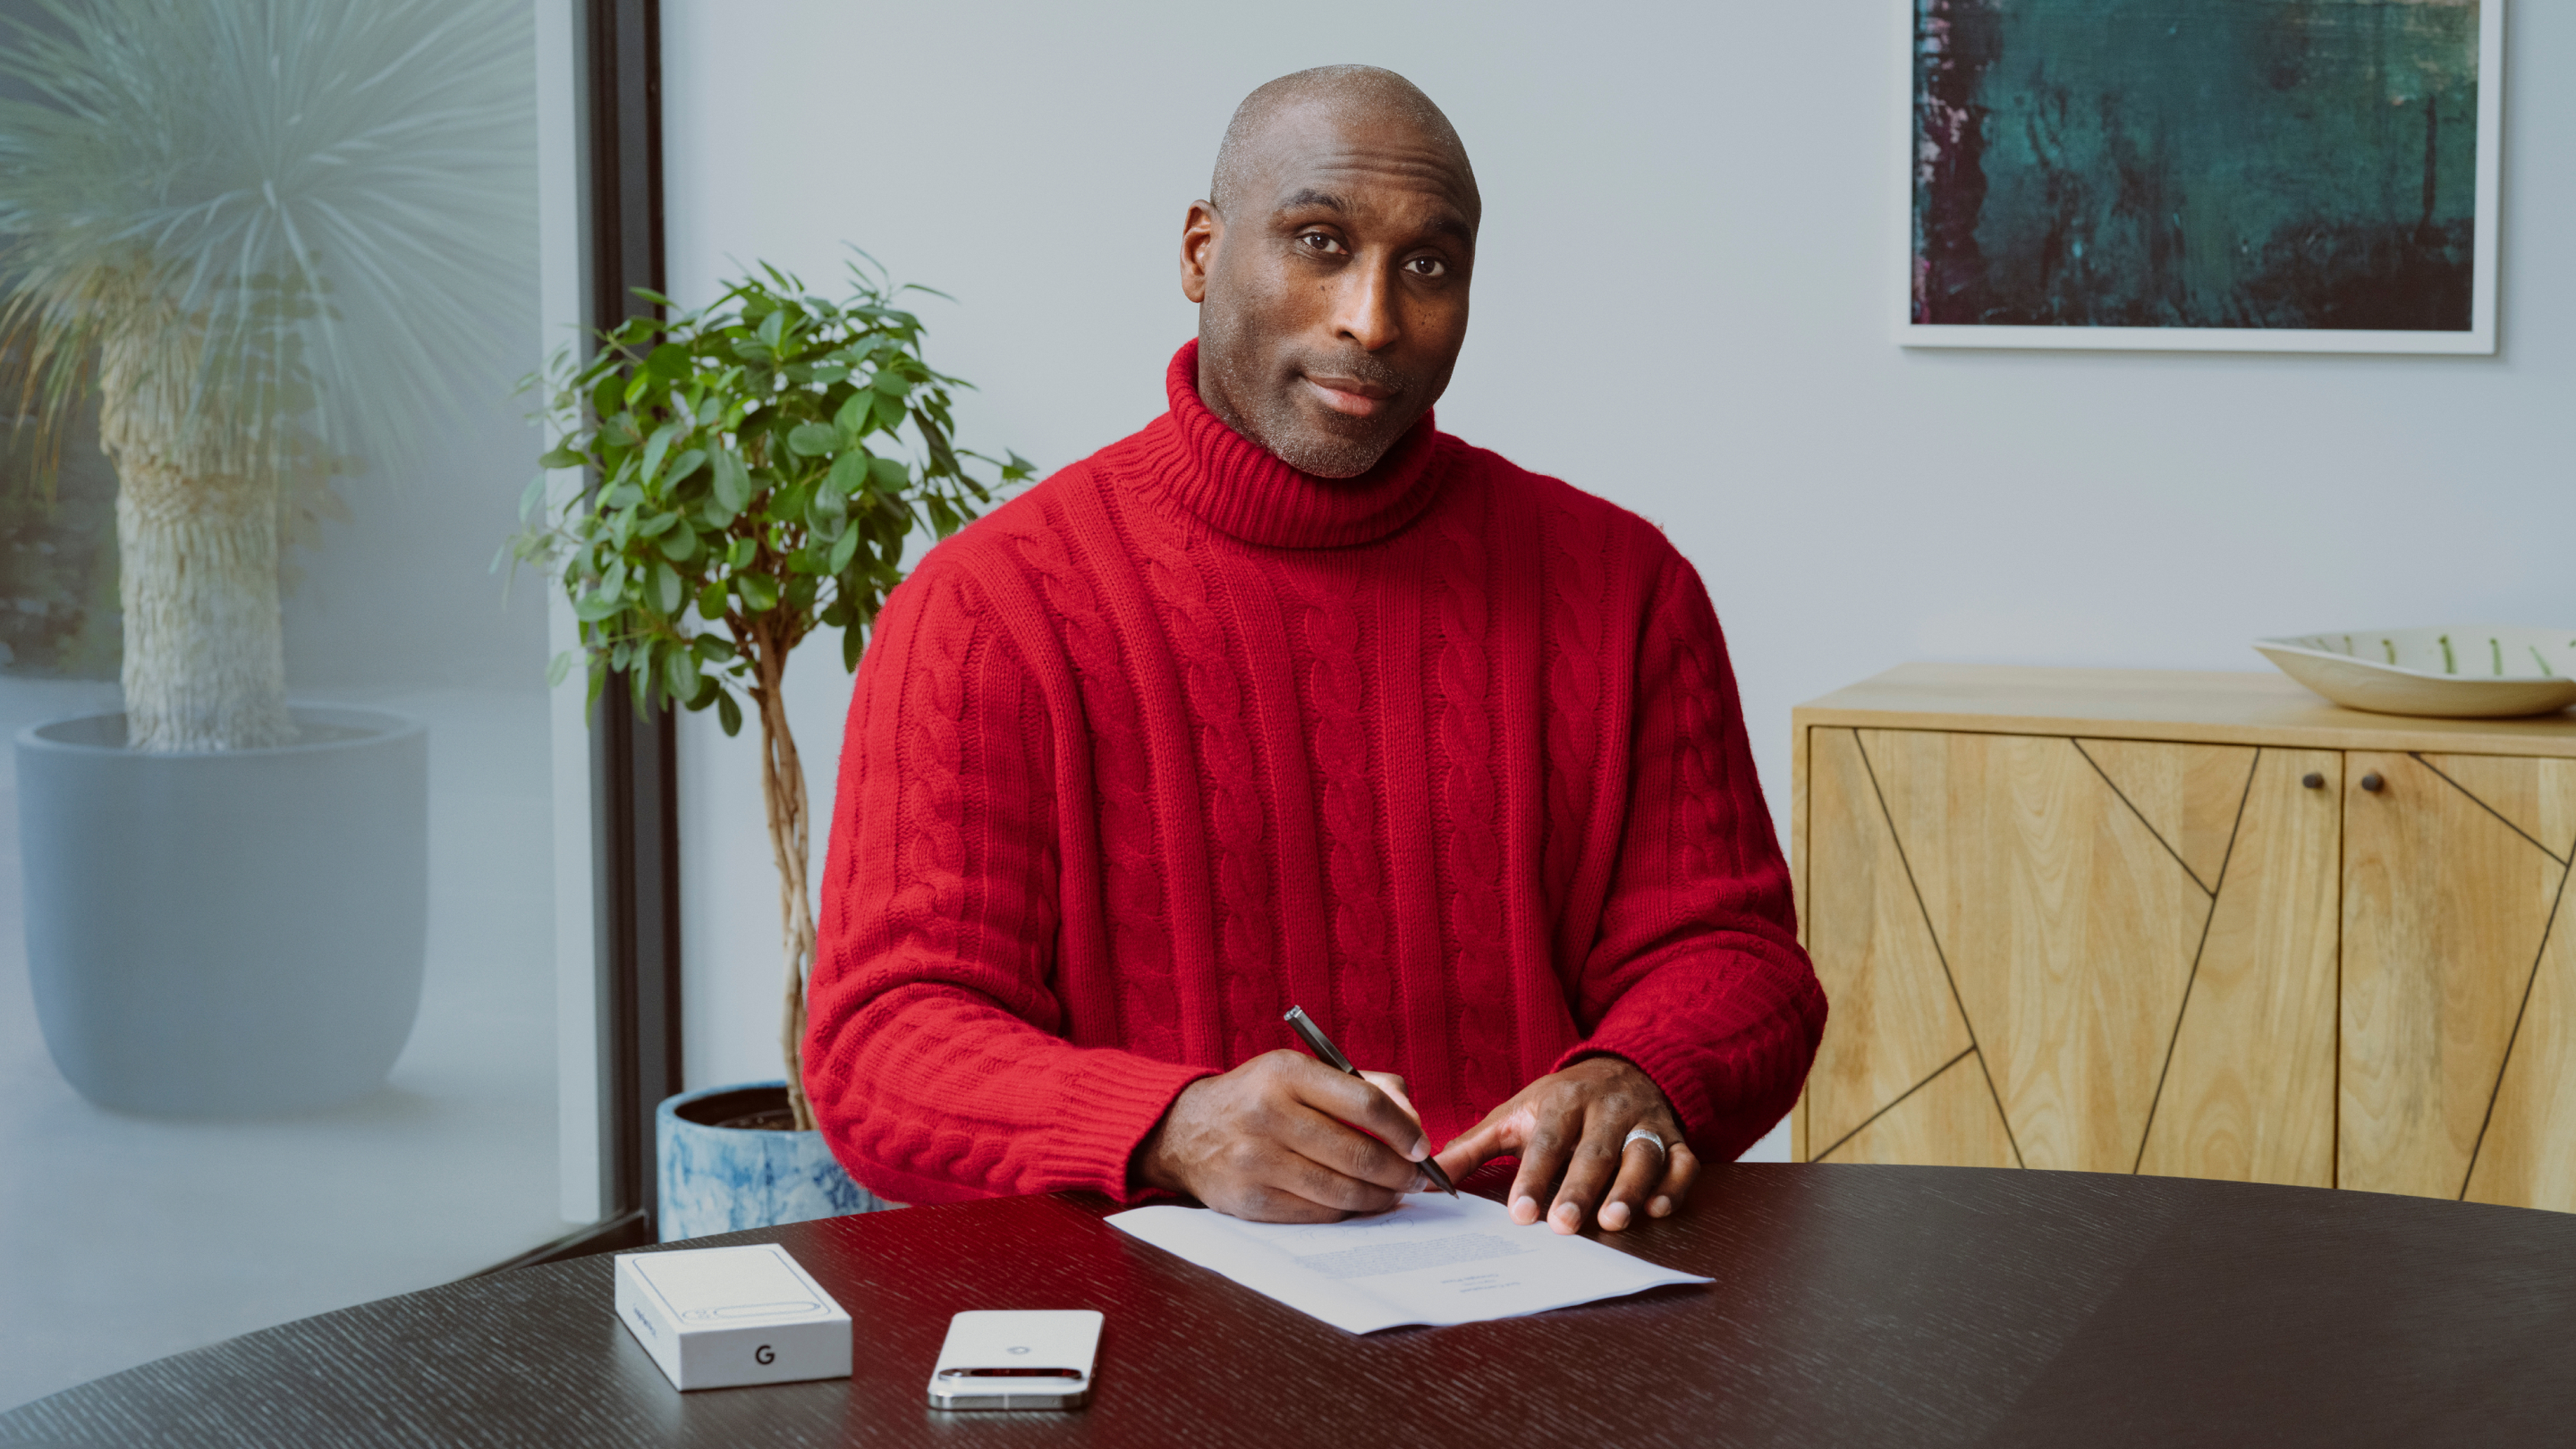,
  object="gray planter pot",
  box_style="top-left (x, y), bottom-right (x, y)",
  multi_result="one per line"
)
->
top-left (15, 706), bottom-right (428, 1116)
top-left (657, 1081), bottom-right (898, 1241)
